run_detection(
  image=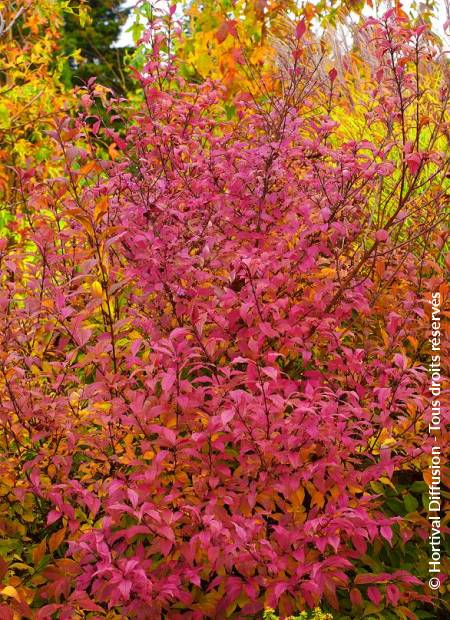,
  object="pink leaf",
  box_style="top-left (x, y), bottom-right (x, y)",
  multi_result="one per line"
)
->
top-left (375, 229), bottom-right (388, 242)
top-left (118, 580), bottom-right (132, 600)
top-left (221, 409), bottom-right (235, 426)
top-left (161, 370), bottom-right (176, 392)
top-left (386, 584), bottom-right (401, 606)
top-left (128, 489), bottom-right (139, 509)
top-left (380, 525), bottom-right (393, 545)
top-left (160, 427), bottom-right (177, 446)
top-left (393, 353), bottom-right (406, 369)
top-left (367, 586), bottom-right (383, 605)
top-left (273, 582), bottom-right (289, 602)
top-left (47, 510), bottom-right (62, 525)
top-left (262, 366), bottom-right (277, 381)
